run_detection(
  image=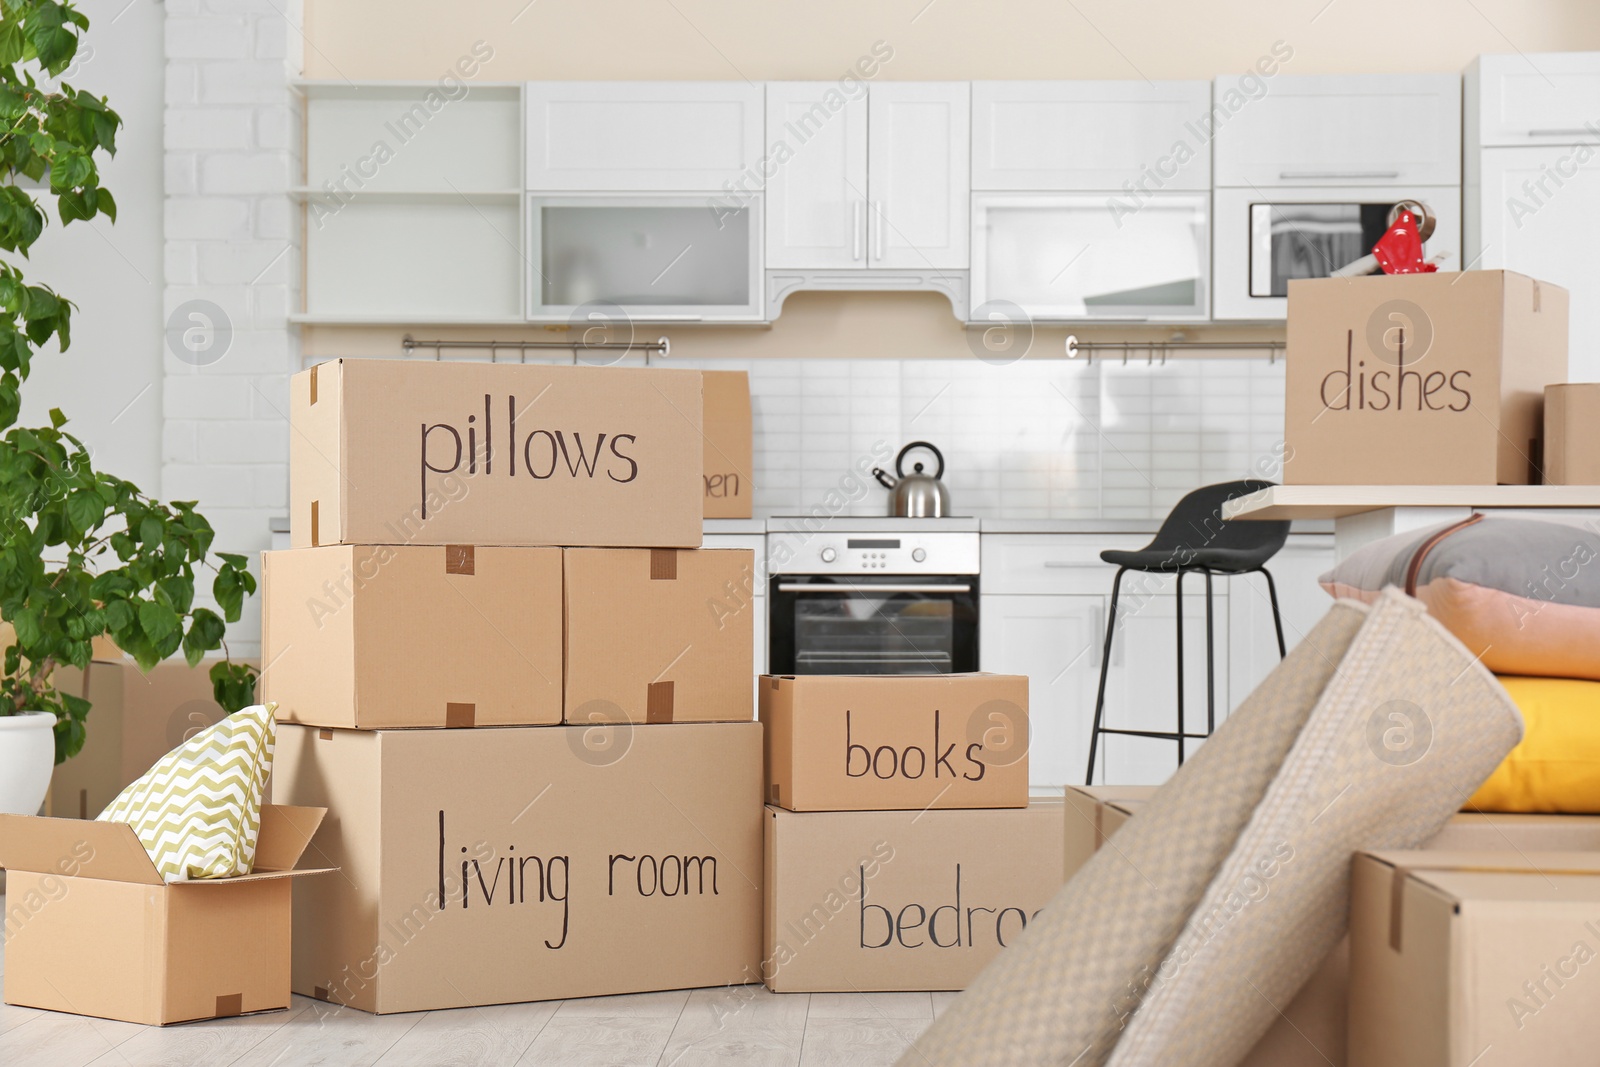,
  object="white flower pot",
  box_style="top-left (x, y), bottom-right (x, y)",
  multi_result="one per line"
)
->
top-left (0, 712), bottom-right (56, 816)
